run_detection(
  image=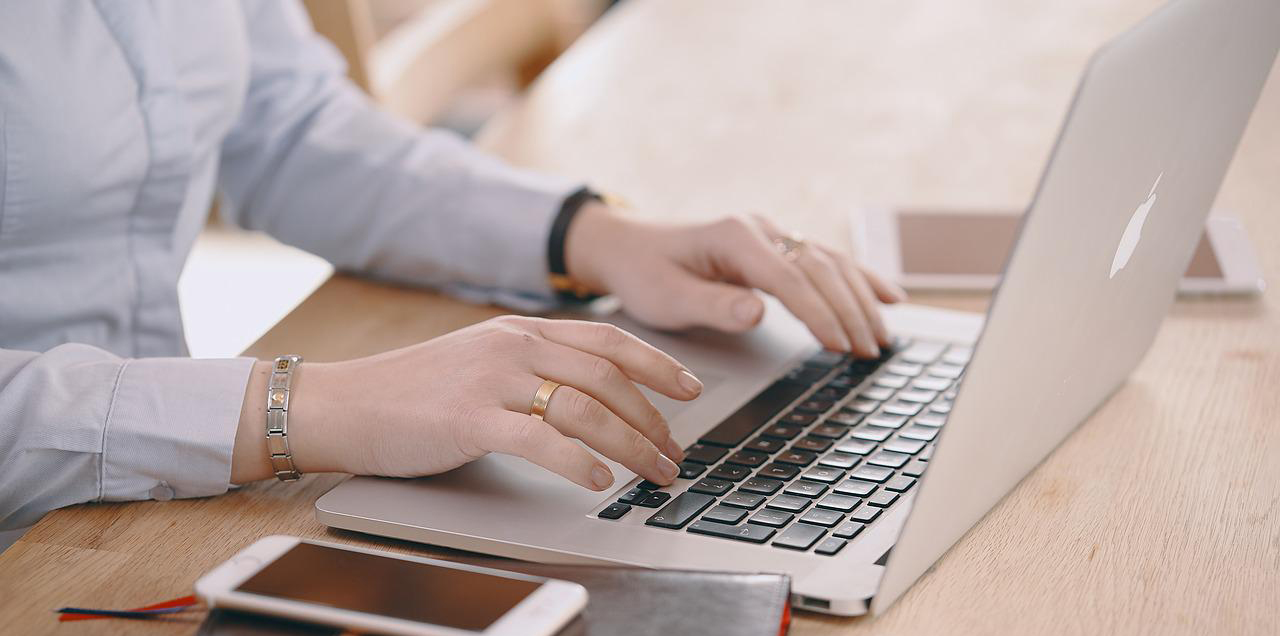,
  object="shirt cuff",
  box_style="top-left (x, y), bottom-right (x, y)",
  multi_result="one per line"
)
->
top-left (100, 356), bottom-right (255, 502)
